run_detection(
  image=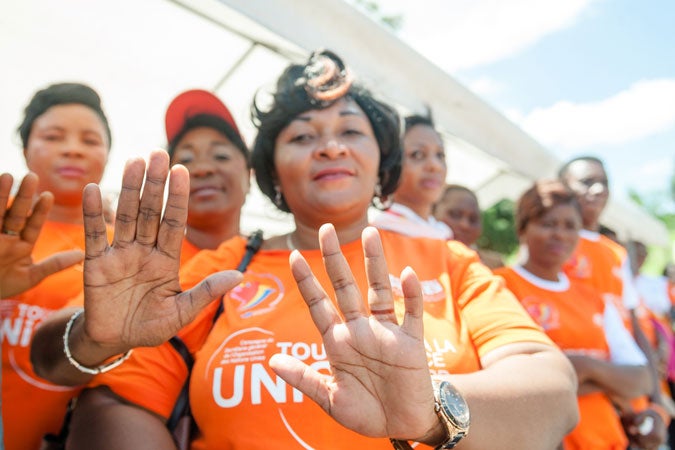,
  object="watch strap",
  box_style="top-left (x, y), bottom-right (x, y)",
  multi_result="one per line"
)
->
top-left (390, 439), bottom-right (414, 450)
